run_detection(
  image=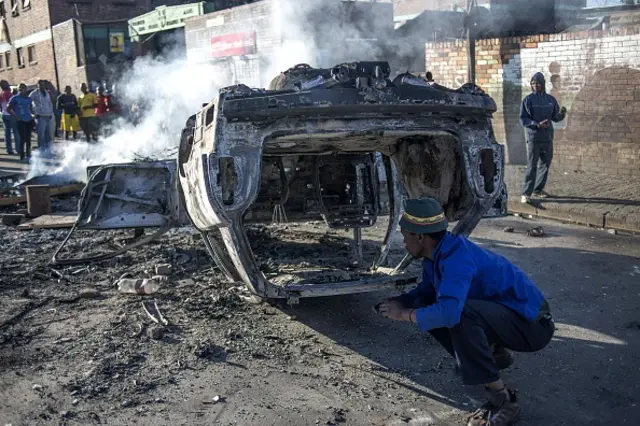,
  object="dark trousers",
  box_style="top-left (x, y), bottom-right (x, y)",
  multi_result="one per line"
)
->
top-left (393, 294), bottom-right (554, 386)
top-left (79, 117), bottom-right (98, 142)
top-left (522, 140), bottom-right (553, 196)
top-left (16, 120), bottom-right (34, 160)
